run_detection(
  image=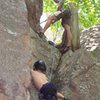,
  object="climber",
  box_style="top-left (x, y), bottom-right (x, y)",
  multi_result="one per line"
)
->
top-left (31, 60), bottom-right (69, 100)
top-left (39, 0), bottom-right (72, 53)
